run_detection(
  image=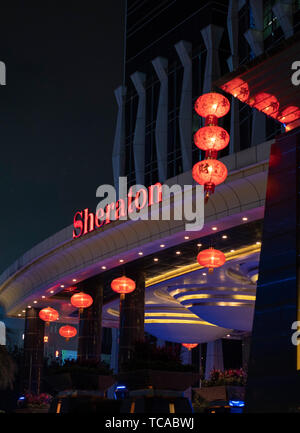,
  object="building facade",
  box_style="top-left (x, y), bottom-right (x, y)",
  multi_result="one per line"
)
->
top-left (1, 0), bottom-right (300, 411)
